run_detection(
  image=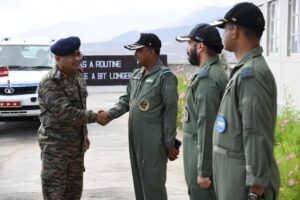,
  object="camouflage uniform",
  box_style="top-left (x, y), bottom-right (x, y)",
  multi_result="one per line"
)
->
top-left (38, 66), bottom-right (97, 200)
top-left (107, 60), bottom-right (178, 200)
top-left (183, 57), bottom-right (228, 200)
